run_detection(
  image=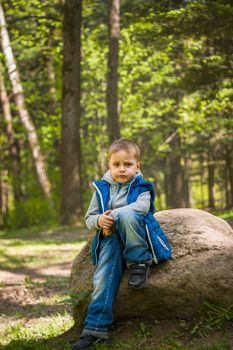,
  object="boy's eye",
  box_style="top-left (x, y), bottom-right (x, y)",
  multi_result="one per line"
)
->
top-left (112, 162), bottom-right (133, 167)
